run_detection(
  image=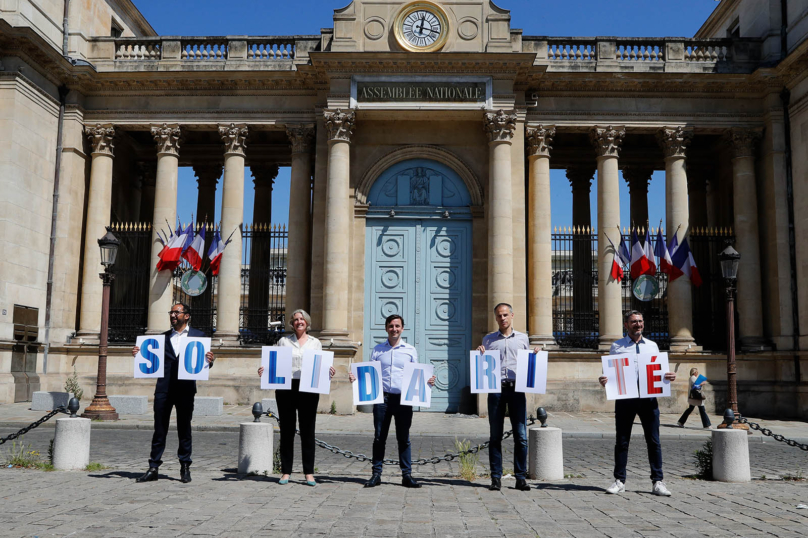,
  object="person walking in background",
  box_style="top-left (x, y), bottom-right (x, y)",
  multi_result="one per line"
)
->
top-left (677, 368), bottom-right (711, 429)
top-left (257, 309), bottom-right (335, 486)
